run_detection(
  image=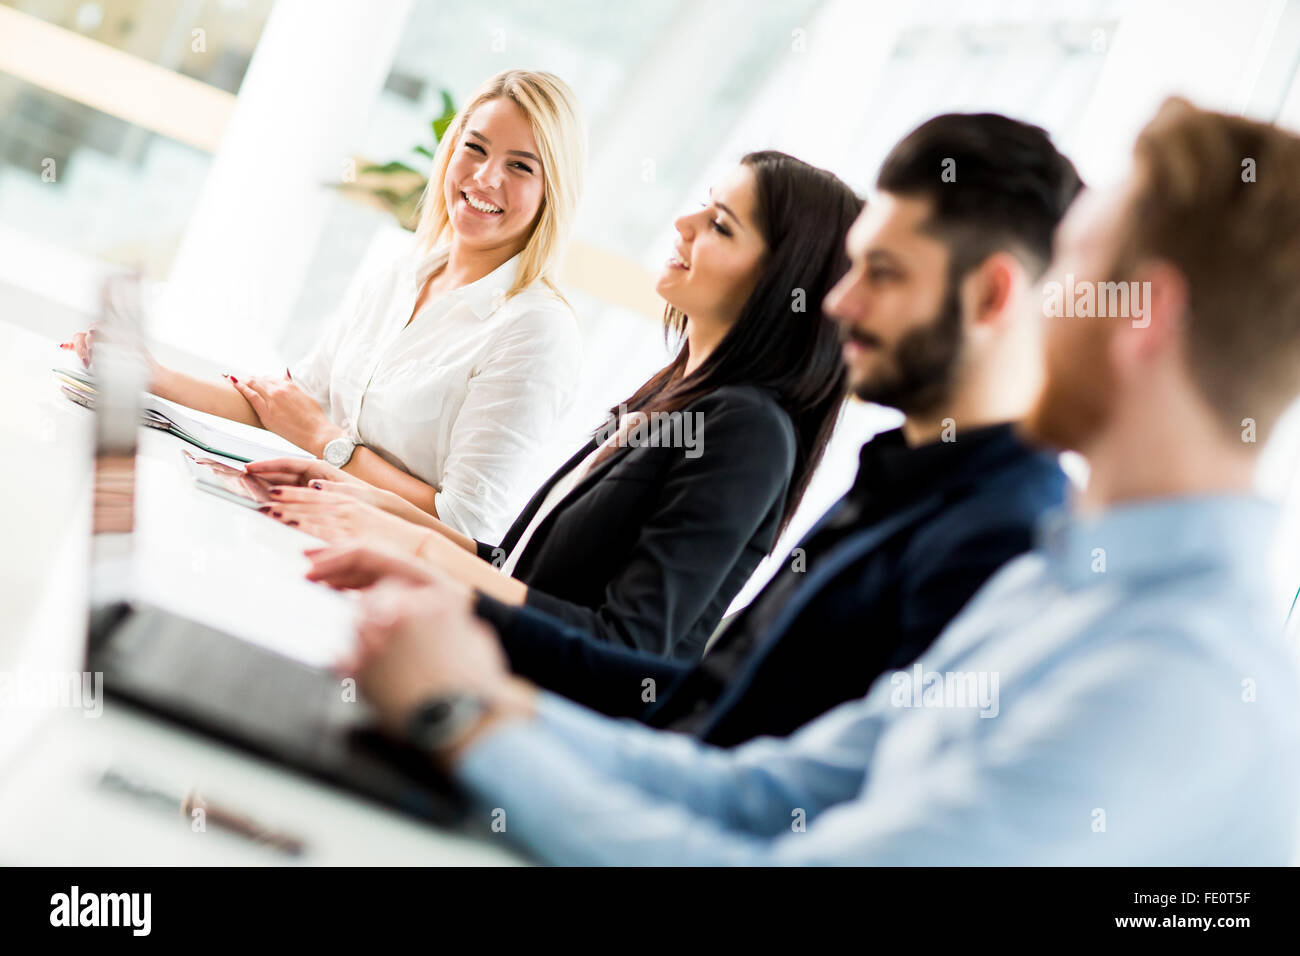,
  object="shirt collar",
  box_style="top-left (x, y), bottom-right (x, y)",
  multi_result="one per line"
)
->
top-left (850, 422), bottom-right (1024, 504)
top-left (411, 247), bottom-right (523, 321)
top-left (1038, 493), bottom-right (1278, 589)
